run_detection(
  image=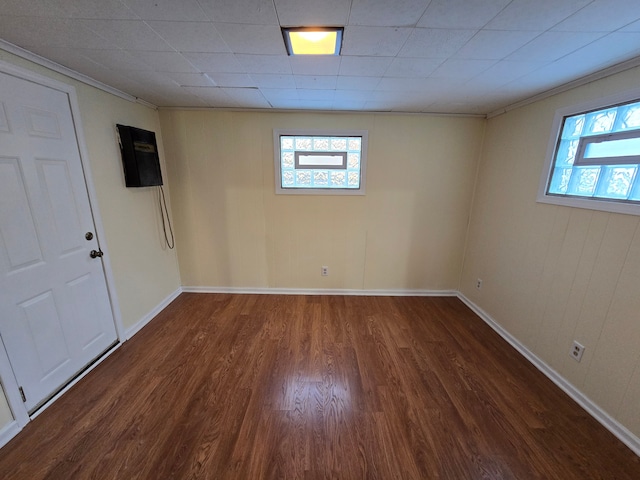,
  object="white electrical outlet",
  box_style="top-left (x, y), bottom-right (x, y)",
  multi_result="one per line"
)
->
top-left (476, 278), bottom-right (482, 290)
top-left (570, 341), bottom-right (585, 362)
top-left (321, 266), bottom-right (329, 276)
